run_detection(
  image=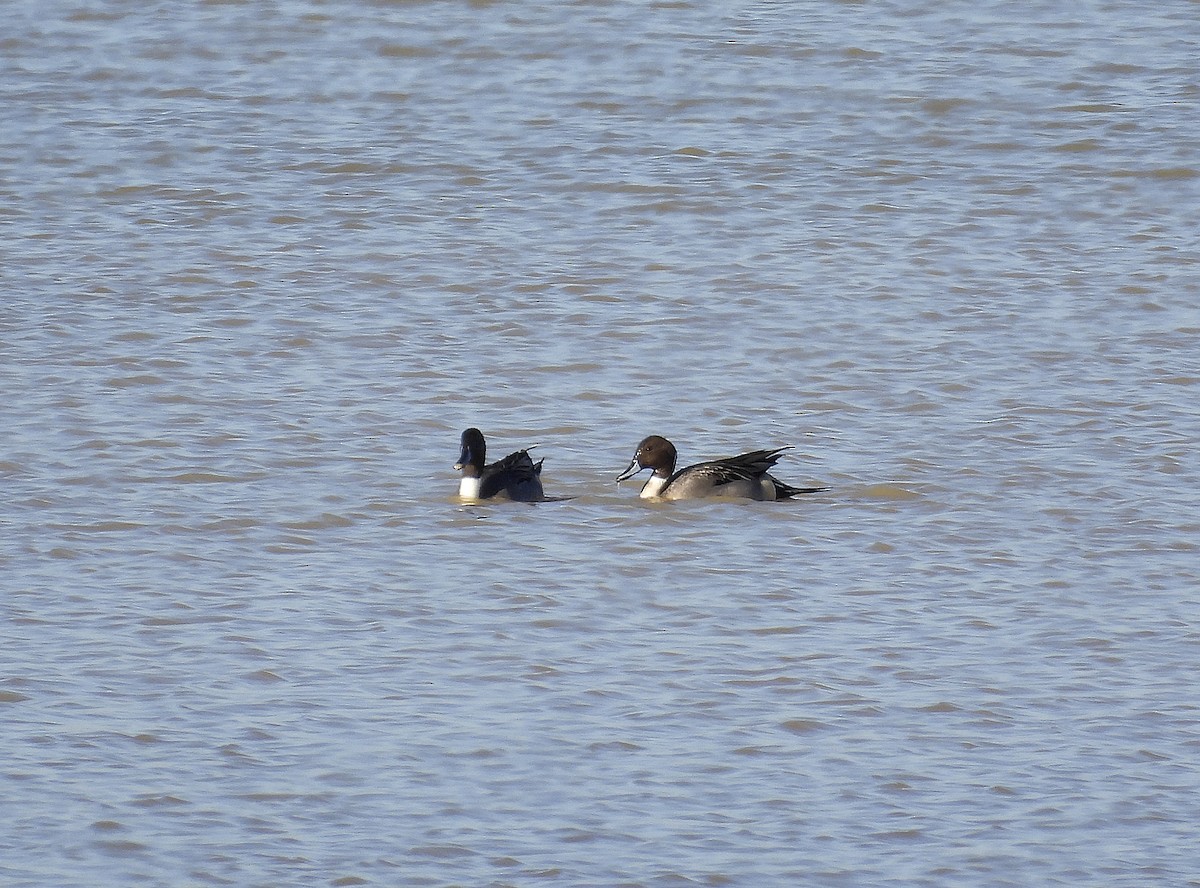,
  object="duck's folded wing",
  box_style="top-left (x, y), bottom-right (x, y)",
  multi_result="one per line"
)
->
top-left (676, 449), bottom-right (781, 486)
top-left (480, 449), bottom-right (543, 499)
top-left (715, 447), bottom-right (790, 478)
